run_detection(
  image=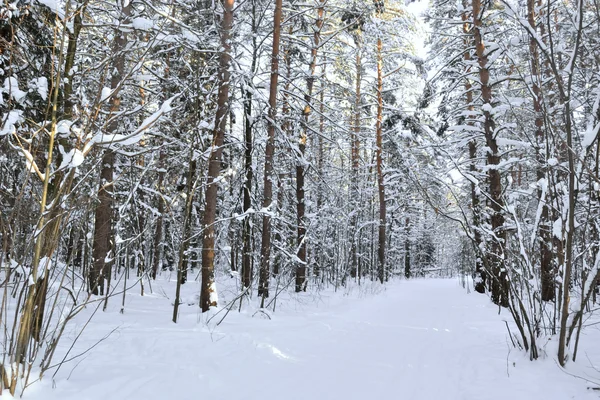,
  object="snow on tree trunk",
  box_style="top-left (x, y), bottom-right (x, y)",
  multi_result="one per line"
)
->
top-left (258, 0), bottom-right (284, 301)
top-left (200, 0), bottom-right (235, 312)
